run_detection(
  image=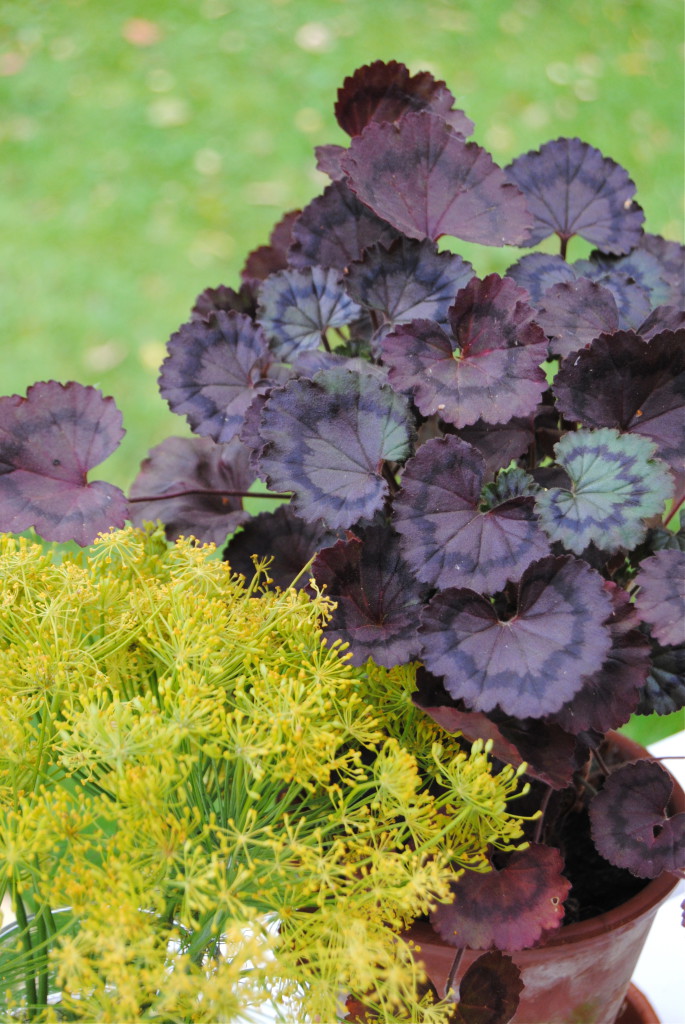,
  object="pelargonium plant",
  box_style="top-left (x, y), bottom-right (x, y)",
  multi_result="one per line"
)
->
top-left (1, 60), bottom-right (684, 973)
